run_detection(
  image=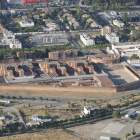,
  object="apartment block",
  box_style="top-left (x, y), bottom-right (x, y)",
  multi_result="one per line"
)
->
top-left (80, 34), bottom-right (95, 46)
top-left (101, 26), bottom-right (112, 36)
top-left (49, 49), bottom-right (78, 60)
top-left (106, 32), bottom-right (119, 43)
top-left (113, 19), bottom-right (124, 28)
